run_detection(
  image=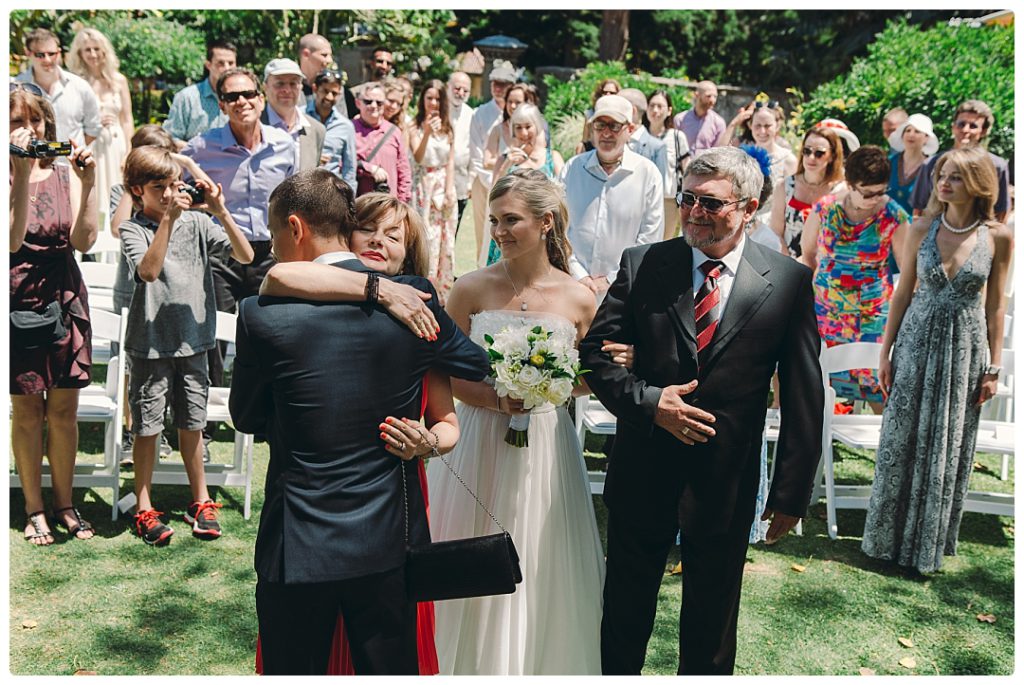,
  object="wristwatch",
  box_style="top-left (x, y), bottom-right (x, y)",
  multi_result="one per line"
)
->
top-left (984, 365), bottom-right (1002, 377)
